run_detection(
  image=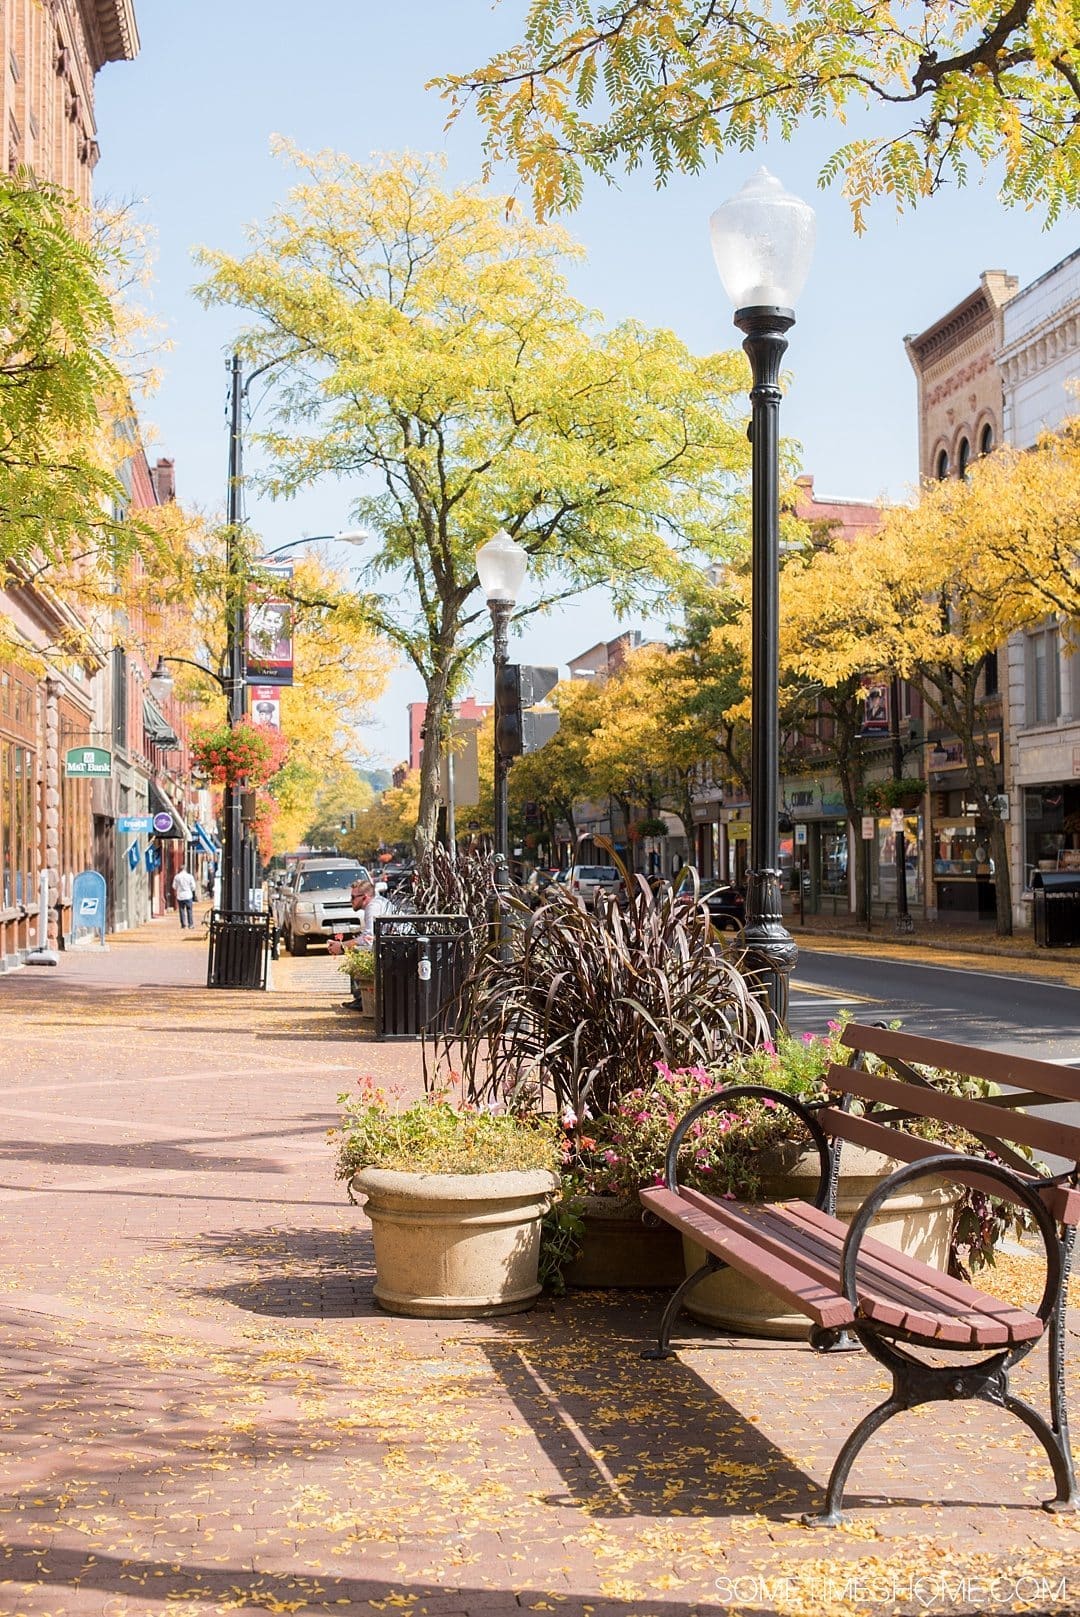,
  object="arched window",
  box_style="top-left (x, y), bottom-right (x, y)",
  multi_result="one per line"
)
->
top-left (935, 449), bottom-right (949, 480)
top-left (980, 422), bottom-right (993, 456)
top-left (957, 437), bottom-right (970, 479)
